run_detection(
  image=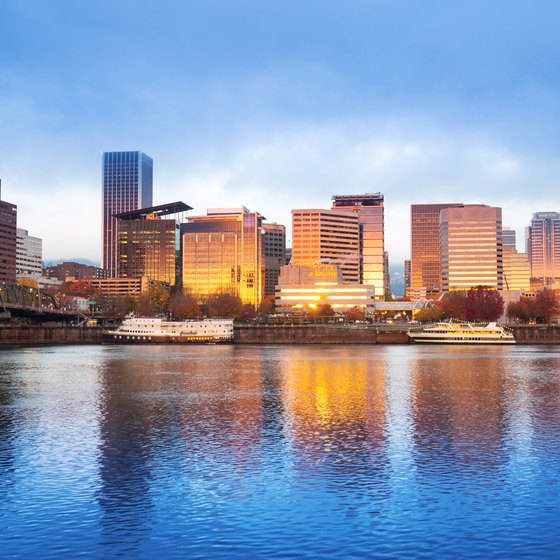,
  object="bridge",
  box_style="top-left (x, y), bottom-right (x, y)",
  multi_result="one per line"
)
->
top-left (0, 283), bottom-right (83, 322)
